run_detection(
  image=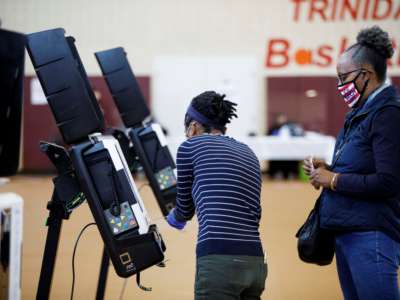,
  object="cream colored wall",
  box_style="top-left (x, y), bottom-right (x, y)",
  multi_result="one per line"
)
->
top-left (1, 0), bottom-right (279, 75)
top-left (2, 0), bottom-right (399, 75)
top-left (1, 0), bottom-right (399, 133)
